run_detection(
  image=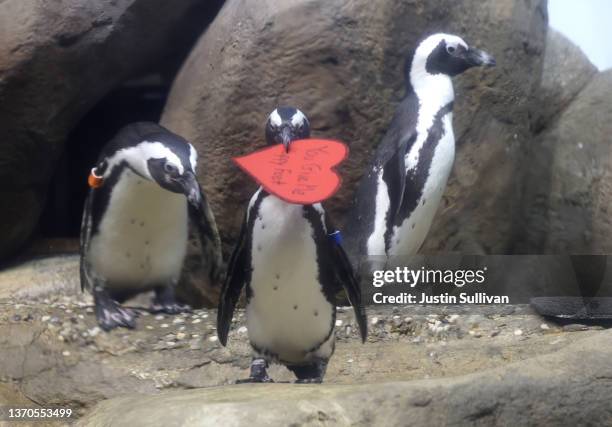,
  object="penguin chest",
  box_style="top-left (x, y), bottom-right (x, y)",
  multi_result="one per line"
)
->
top-left (390, 114), bottom-right (455, 255)
top-left (88, 170), bottom-right (188, 289)
top-left (246, 196), bottom-right (334, 363)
